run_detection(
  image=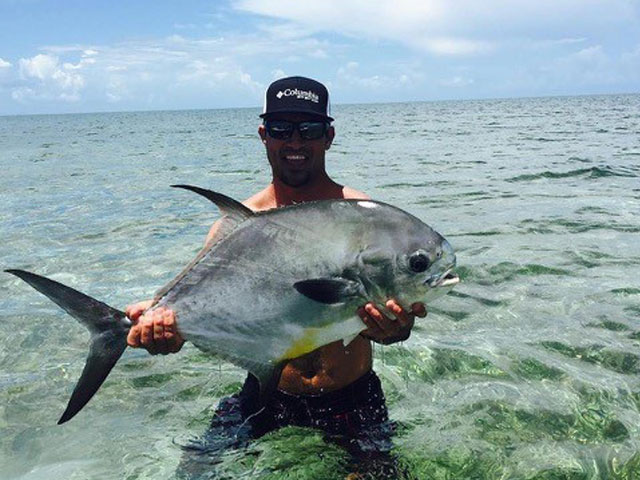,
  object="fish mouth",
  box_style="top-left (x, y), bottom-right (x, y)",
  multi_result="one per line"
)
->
top-left (426, 268), bottom-right (460, 288)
